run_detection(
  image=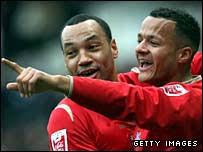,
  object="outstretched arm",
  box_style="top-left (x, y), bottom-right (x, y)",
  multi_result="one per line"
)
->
top-left (2, 58), bottom-right (202, 130)
top-left (70, 76), bottom-right (202, 131)
top-left (1, 58), bottom-right (70, 97)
